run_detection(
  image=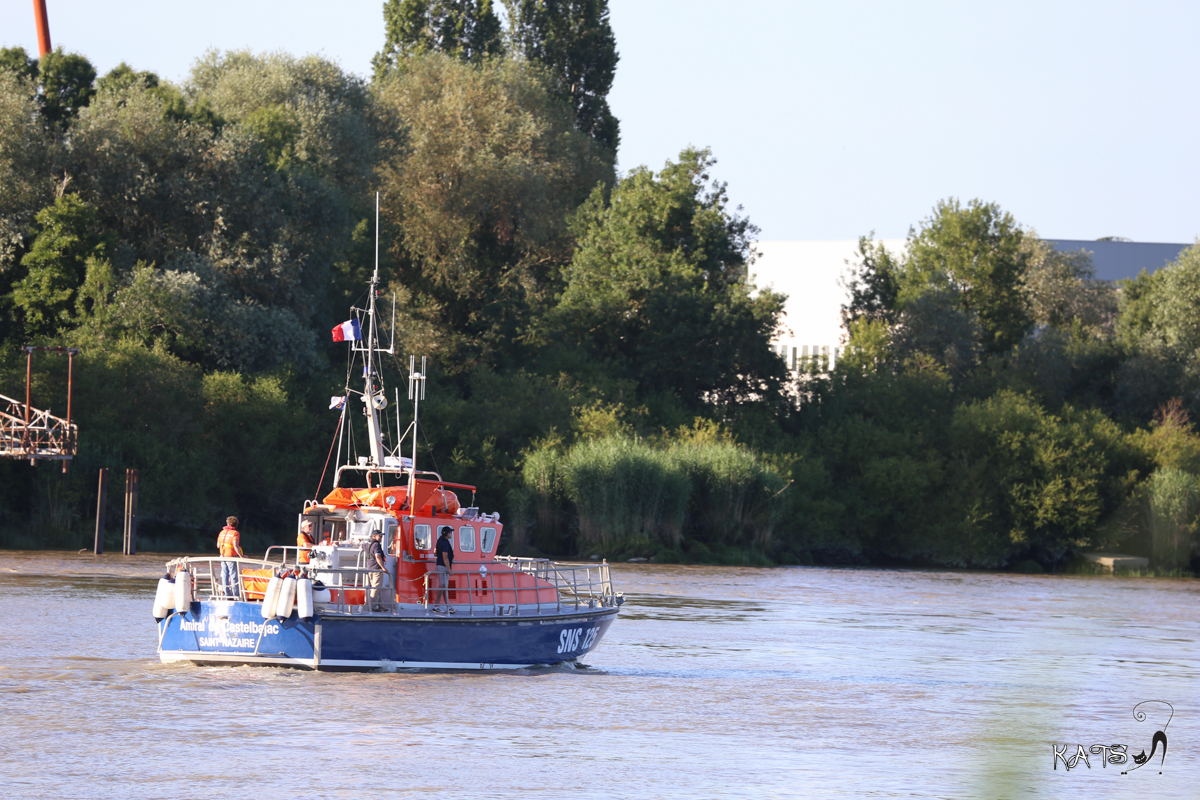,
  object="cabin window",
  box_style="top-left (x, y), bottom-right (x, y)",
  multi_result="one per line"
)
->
top-left (414, 524), bottom-right (432, 550)
top-left (481, 527), bottom-right (497, 553)
top-left (323, 520), bottom-right (346, 543)
top-left (459, 526), bottom-right (476, 552)
top-left (347, 519), bottom-right (374, 540)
